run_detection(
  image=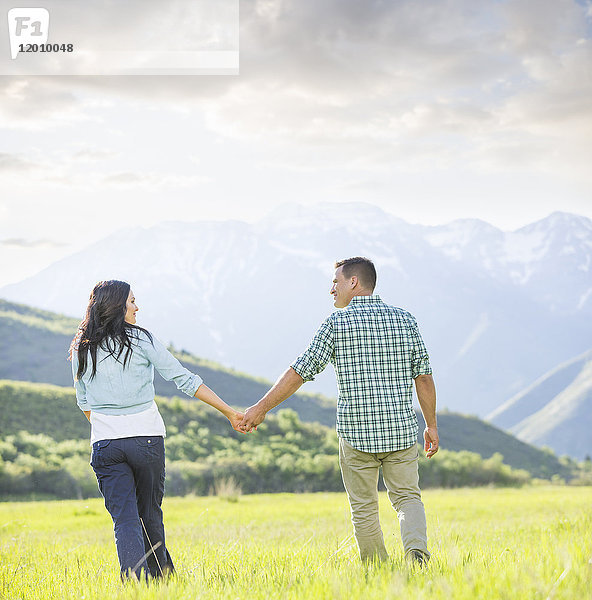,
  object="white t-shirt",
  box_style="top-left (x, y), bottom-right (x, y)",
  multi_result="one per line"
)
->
top-left (90, 400), bottom-right (166, 444)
